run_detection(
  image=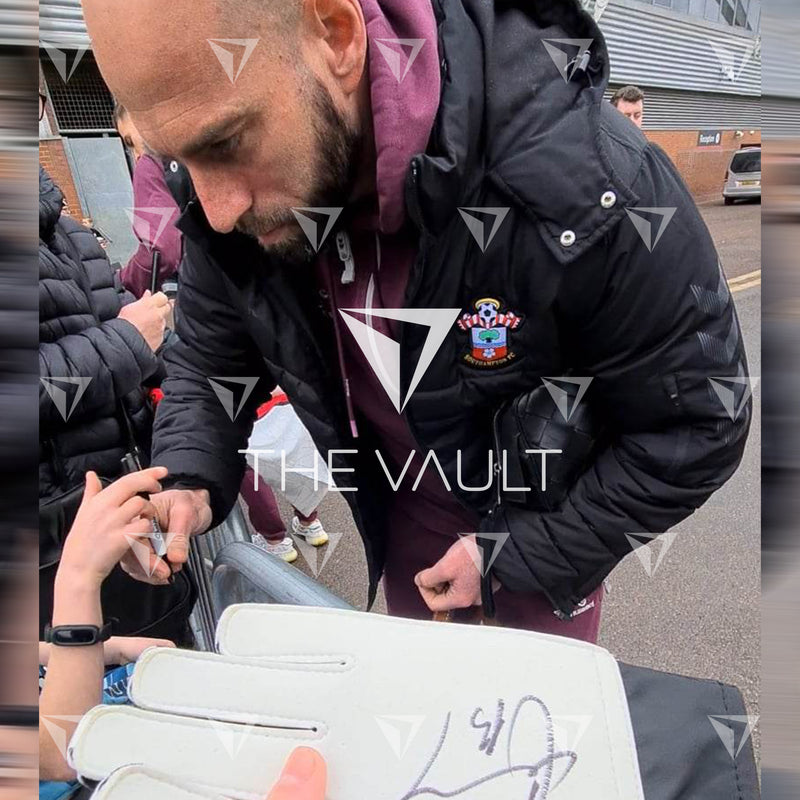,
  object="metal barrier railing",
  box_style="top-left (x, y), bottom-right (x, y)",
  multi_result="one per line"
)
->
top-left (188, 500), bottom-right (352, 651)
